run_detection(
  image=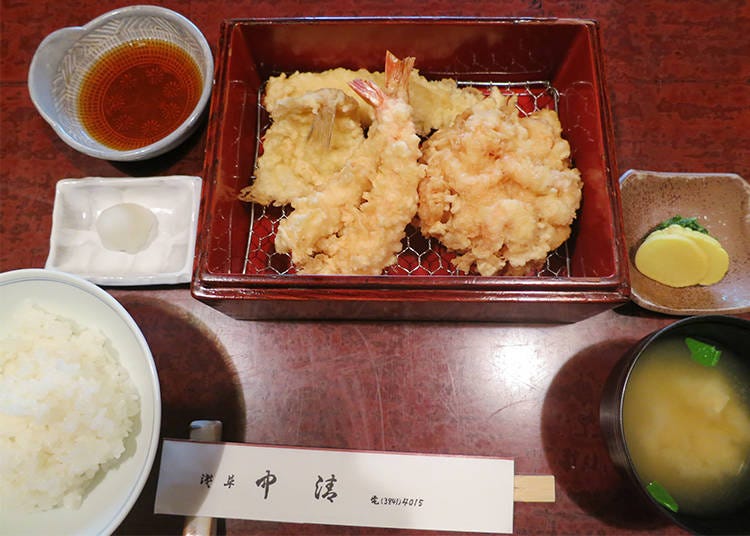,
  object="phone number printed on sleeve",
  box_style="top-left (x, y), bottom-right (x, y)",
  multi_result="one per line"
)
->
top-left (370, 495), bottom-right (424, 507)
